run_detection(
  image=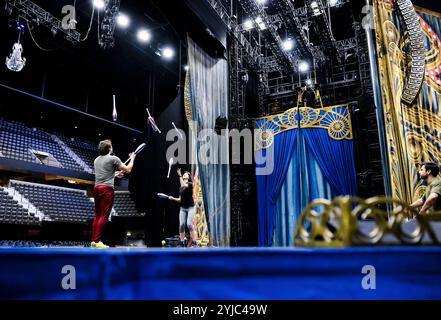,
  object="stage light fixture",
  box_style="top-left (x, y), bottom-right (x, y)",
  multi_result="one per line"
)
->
top-left (299, 61), bottom-right (310, 73)
top-left (184, 65), bottom-right (189, 71)
top-left (243, 19), bottom-right (253, 30)
top-left (116, 13), bottom-right (130, 28)
top-left (310, 1), bottom-right (321, 16)
top-left (256, 0), bottom-right (267, 5)
top-left (306, 79), bottom-right (313, 86)
top-left (162, 47), bottom-right (175, 59)
top-left (137, 29), bottom-right (151, 43)
top-left (255, 17), bottom-right (266, 30)
top-left (93, 0), bottom-right (106, 10)
top-left (282, 39), bottom-right (294, 51)
top-left (329, 0), bottom-right (339, 6)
